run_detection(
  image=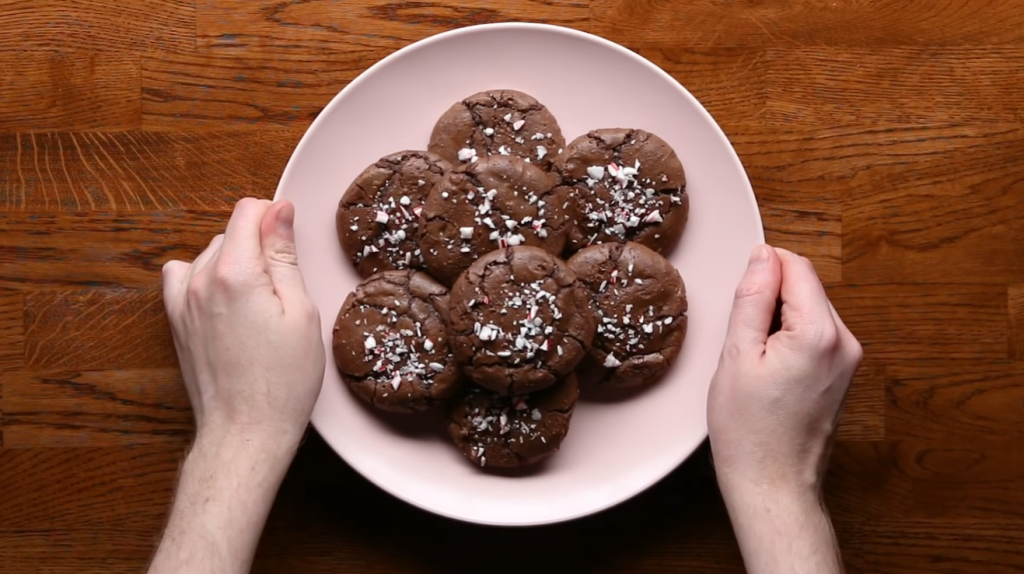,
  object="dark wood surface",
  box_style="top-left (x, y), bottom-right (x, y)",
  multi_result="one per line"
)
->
top-left (1, 1), bottom-right (1023, 572)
